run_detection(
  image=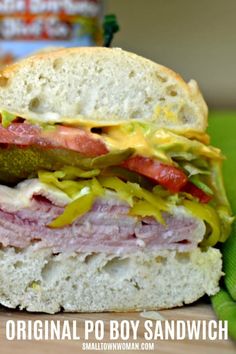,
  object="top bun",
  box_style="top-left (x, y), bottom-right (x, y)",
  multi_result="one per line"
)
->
top-left (0, 47), bottom-right (208, 132)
